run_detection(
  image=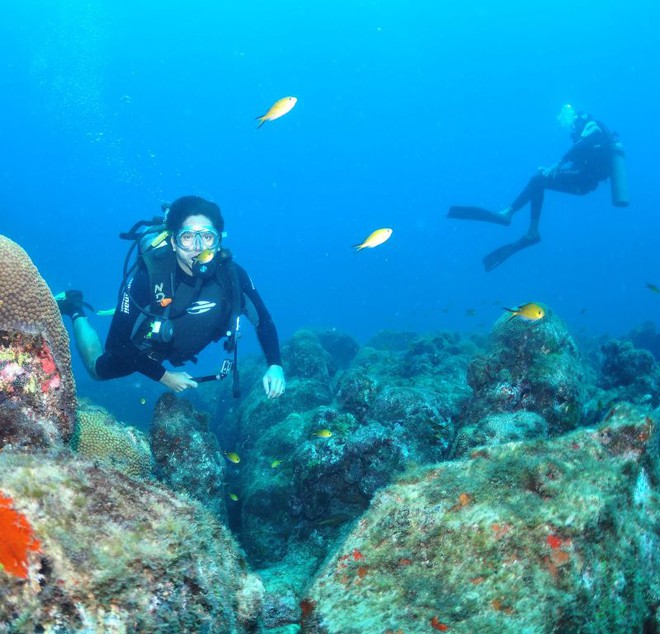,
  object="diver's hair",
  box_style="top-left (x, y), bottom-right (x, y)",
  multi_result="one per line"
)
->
top-left (166, 196), bottom-right (224, 233)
